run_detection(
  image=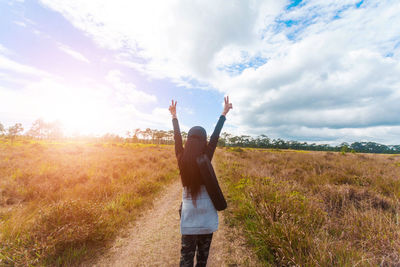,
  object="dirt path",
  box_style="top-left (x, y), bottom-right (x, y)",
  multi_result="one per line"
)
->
top-left (90, 179), bottom-right (262, 267)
